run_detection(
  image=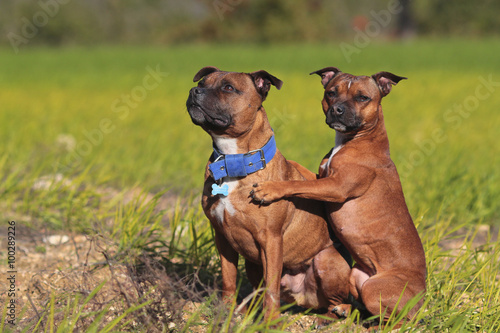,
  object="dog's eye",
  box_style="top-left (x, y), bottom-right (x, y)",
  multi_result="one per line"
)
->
top-left (356, 95), bottom-right (371, 102)
top-left (223, 84), bottom-right (235, 92)
top-left (326, 91), bottom-right (337, 98)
